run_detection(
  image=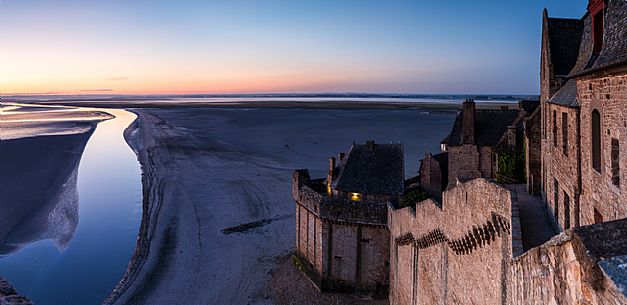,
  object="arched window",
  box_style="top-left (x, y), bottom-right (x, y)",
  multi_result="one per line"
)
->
top-left (592, 110), bottom-right (601, 172)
